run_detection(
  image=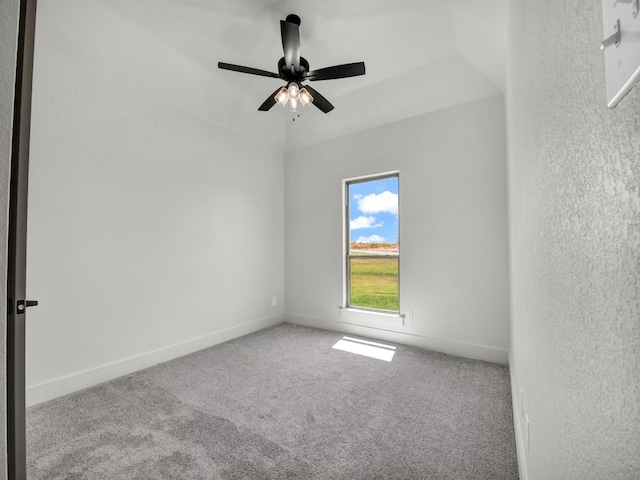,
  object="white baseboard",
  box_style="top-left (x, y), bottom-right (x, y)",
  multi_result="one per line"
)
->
top-left (509, 350), bottom-right (528, 480)
top-left (285, 312), bottom-right (508, 364)
top-left (27, 313), bottom-right (285, 407)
